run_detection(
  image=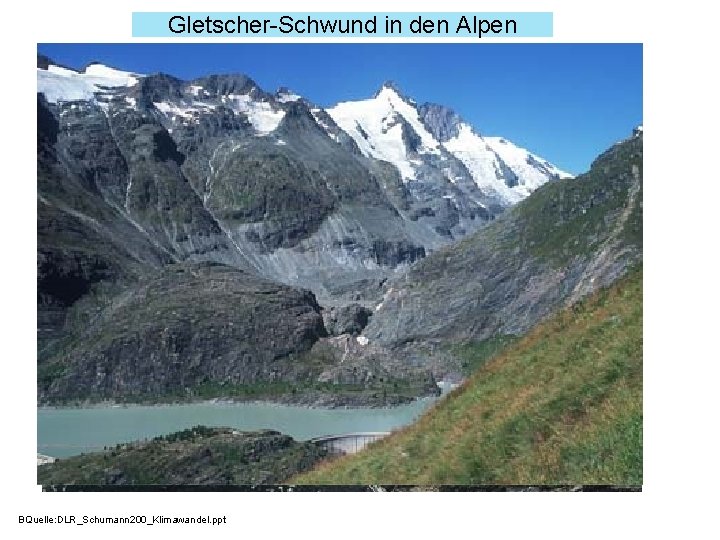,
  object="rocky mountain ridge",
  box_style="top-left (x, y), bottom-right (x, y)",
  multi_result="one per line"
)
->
top-left (38, 59), bottom-right (569, 297)
top-left (37, 54), bottom-right (638, 406)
